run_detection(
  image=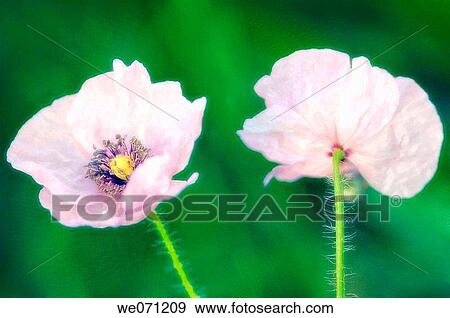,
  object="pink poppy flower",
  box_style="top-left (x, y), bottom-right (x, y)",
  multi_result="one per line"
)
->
top-left (238, 49), bottom-right (443, 198)
top-left (7, 59), bottom-right (206, 227)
